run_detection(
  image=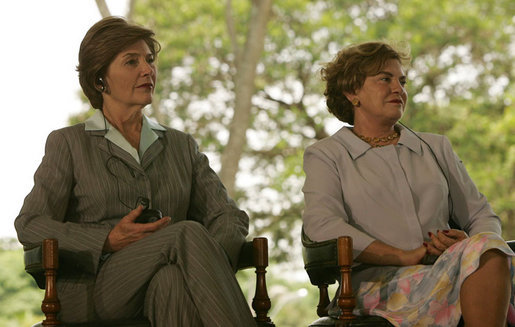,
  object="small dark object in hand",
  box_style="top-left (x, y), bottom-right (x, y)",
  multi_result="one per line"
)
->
top-left (134, 197), bottom-right (162, 223)
top-left (135, 208), bottom-right (163, 224)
